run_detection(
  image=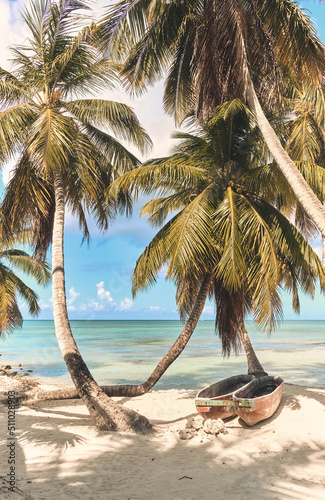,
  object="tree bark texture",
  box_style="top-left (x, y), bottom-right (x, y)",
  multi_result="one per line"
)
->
top-left (240, 322), bottom-right (268, 377)
top-left (51, 172), bottom-right (151, 433)
top-left (322, 201), bottom-right (325, 266)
